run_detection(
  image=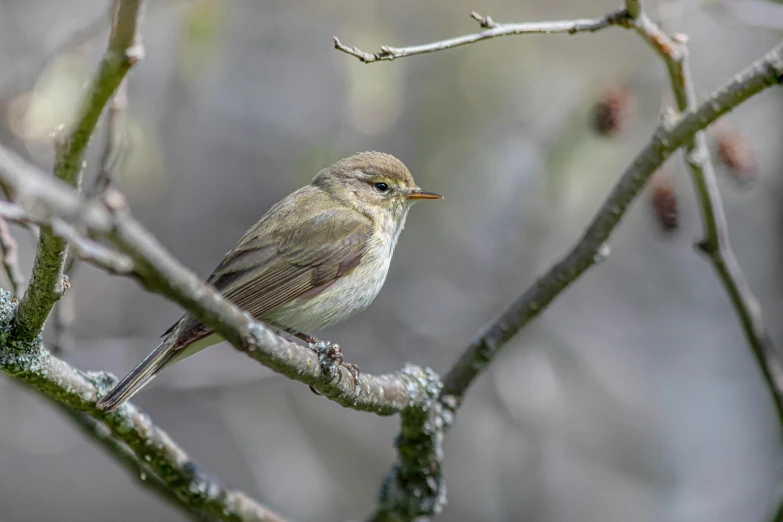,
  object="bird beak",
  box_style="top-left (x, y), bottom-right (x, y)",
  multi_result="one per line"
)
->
top-left (406, 189), bottom-right (443, 200)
